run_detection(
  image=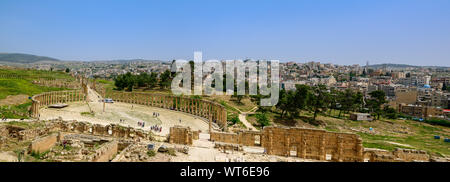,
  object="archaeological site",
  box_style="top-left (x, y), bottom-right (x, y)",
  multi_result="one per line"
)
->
top-left (0, 74), bottom-right (446, 162)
